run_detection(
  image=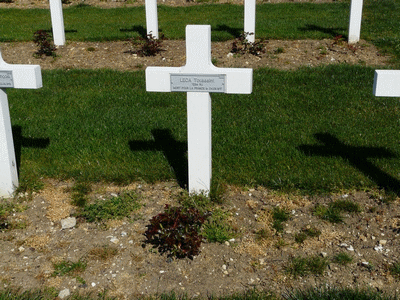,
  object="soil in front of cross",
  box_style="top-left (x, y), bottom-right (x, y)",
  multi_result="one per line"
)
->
top-left (1, 180), bottom-right (400, 299)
